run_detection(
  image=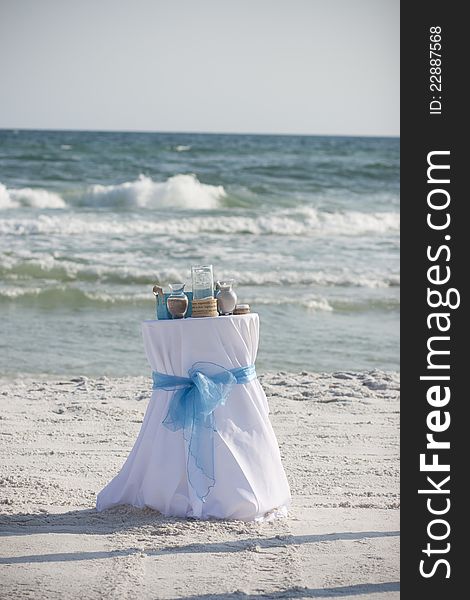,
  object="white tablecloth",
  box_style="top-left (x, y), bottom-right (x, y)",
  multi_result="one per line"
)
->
top-left (96, 313), bottom-right (291, 521)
